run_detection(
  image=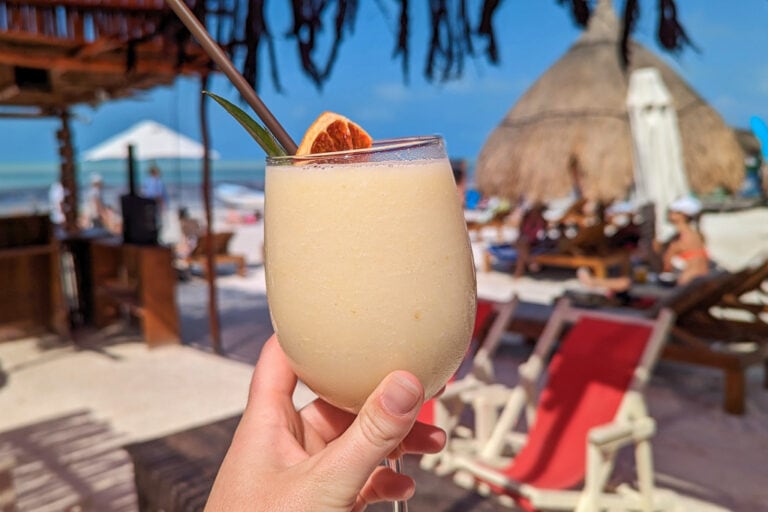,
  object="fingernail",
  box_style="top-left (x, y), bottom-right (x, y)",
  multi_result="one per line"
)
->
top-left (381, 373), bottom-right (422, 415)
